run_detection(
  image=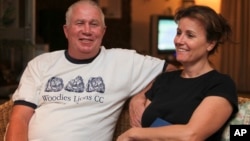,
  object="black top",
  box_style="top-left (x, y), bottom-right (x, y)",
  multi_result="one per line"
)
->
top-left (142, 70), bottom-right (238, 141)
